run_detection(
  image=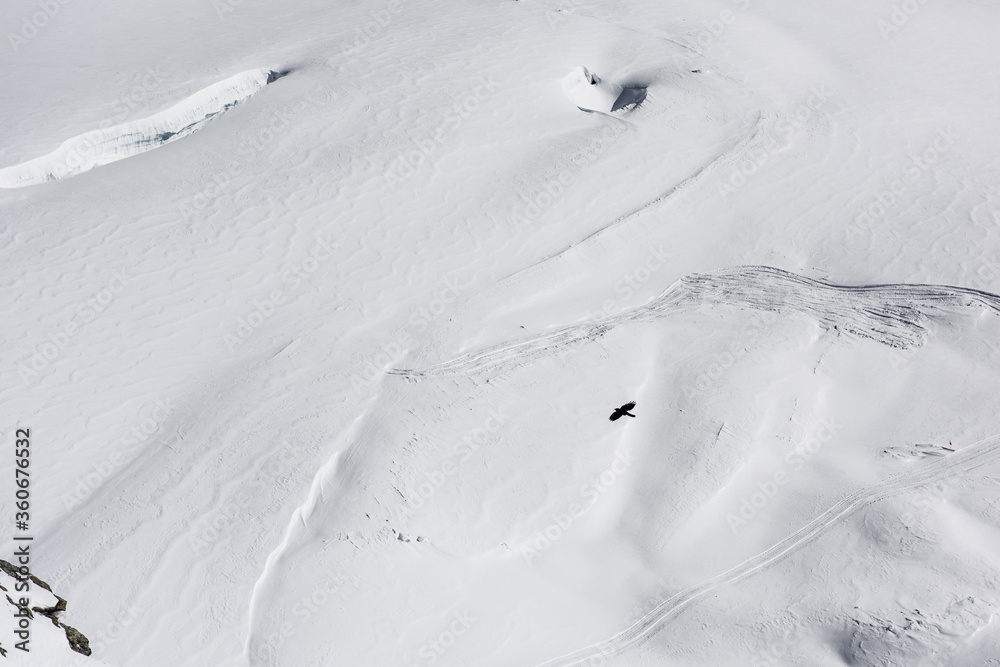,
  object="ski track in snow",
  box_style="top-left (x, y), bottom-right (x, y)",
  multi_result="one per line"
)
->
top-left (533, 431), bottom-right (1000, 667)
top-left (391, 265), bottom-right (1000, 379)
top-left (598, 112), bottom-right (770, 236)
top-left (467, 111), bottom-right (771, 312)
top-left (0, 68), bottom-right (280, 188)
